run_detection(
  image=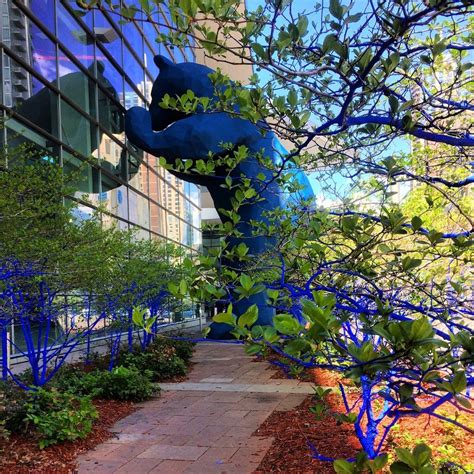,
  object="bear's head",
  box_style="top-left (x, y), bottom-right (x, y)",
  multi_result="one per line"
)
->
top-left (150, 55), bottom-right (216, 131)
